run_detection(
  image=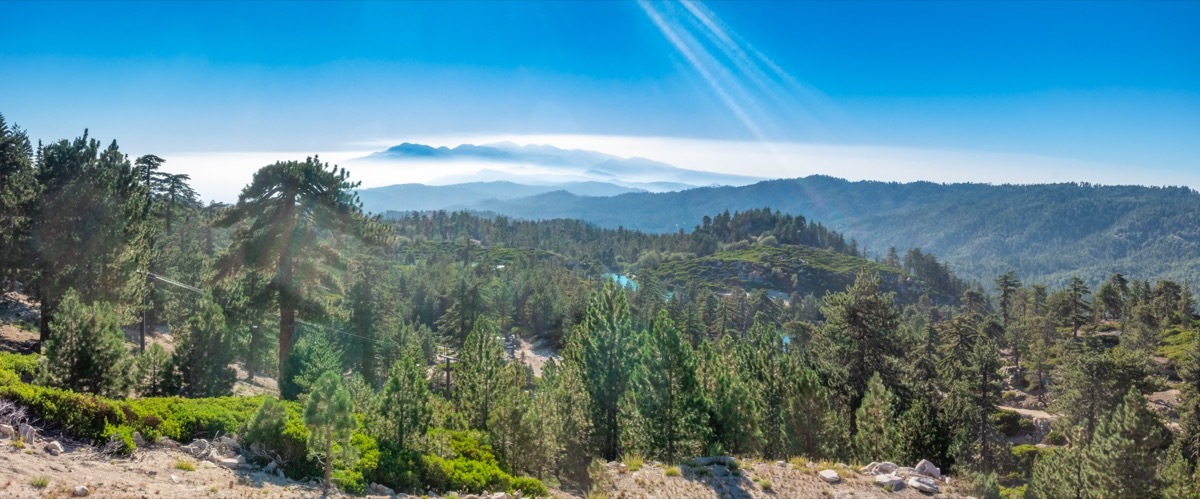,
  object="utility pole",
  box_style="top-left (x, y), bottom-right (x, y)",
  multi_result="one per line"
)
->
top-left (437, 347), bottom-right (459, 399)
